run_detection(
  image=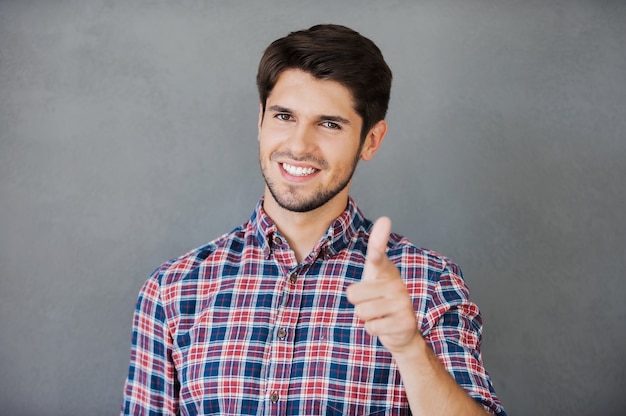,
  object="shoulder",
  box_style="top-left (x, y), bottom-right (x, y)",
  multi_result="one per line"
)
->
top-left (149, 222), bottom-right (251, 290)
top-left (363, 225), bottom-right (467, 295)
top-left (388, 234), bottom-right (461, 277)
top-left (393, 235), bottom-right (467, 292)
top-left (355, 219), bottom-right (460, 278)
